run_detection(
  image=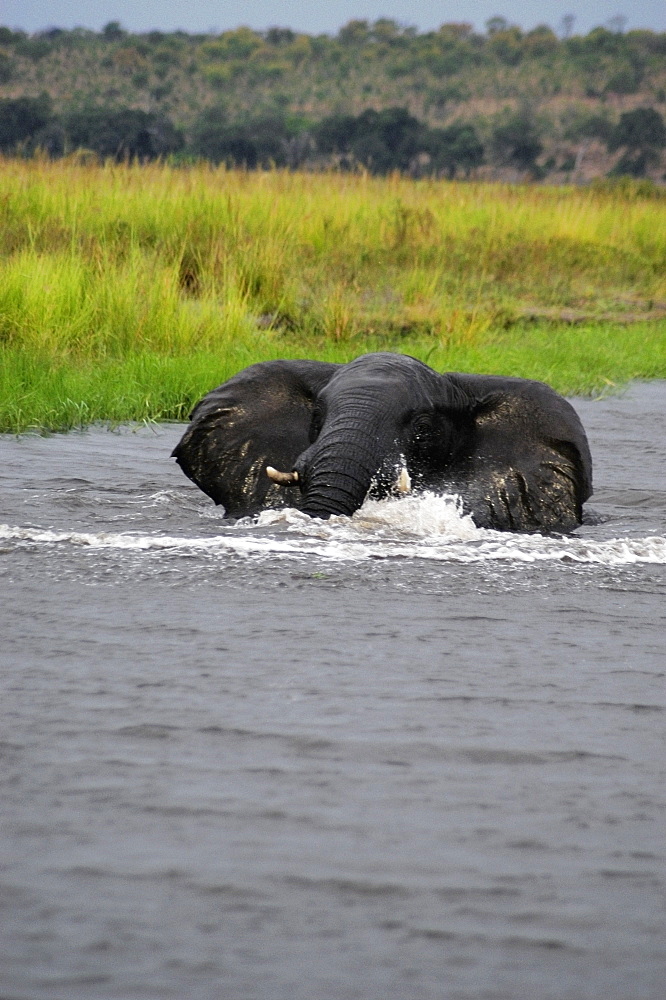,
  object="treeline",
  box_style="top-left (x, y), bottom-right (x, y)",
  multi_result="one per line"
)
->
top-left (2, 94), bottom-right (665, 179)
top-left (1, 18), bottom-right (666, 179)
top-left (1, 19), bottom-right (665, 102)
top-left (178, 106), bottom-right (483, 177)
top-left (0, 96), bottom-right (481, 175)
top-left (0, 96), bottom-right (185, 161)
